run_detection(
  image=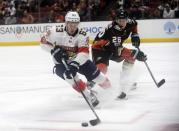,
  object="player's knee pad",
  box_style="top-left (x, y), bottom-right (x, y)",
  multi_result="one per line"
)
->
top-left (96, 63), bottom-right (108, 74)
